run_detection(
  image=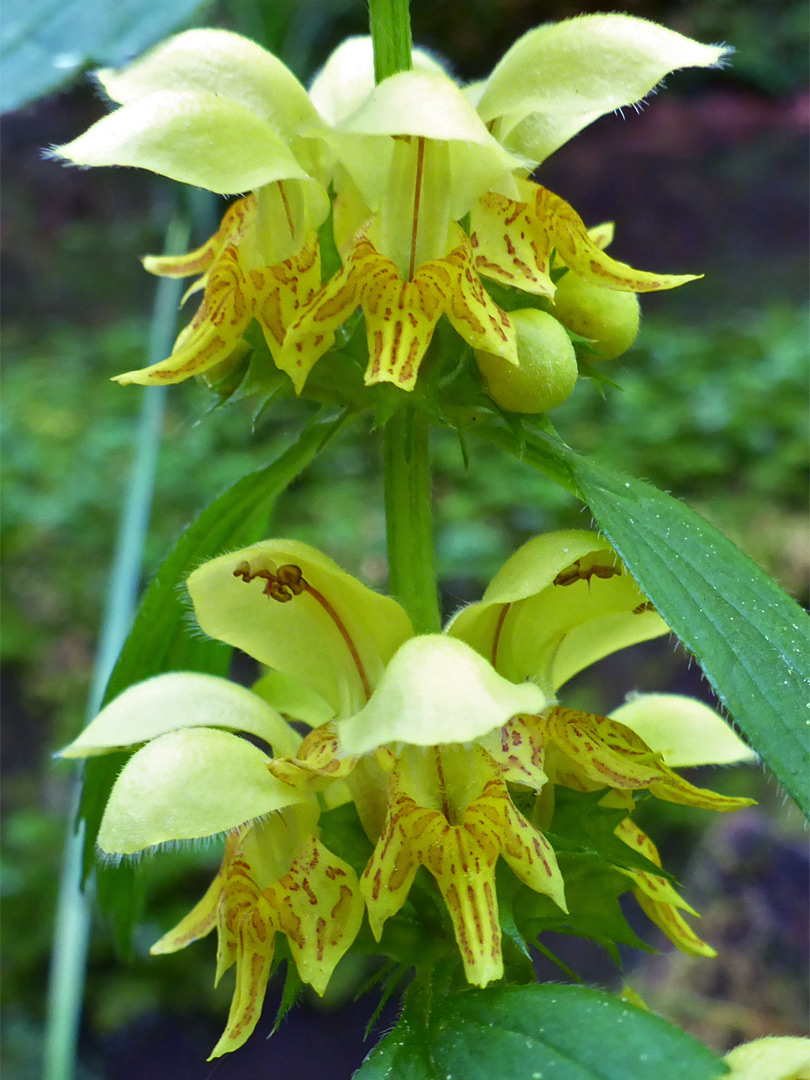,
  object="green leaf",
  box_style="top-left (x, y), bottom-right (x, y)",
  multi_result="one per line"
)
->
top-left (545, 789), bottom-right (671, 880)
top-left (516, 857), bottom-right (652, 959)
top-left (473, 419), bottom-right (810, 817)
top-left (1, 0), bottom-right (211, 113)
top-left (567, 452), bottom-right (810, 818)
top-left (357, 981), bottom-right (725, 1080)
top-left (95, 849), bottom-right (145, 957)
top-left (103, 409), bottom-right (349, 703)
top-left (272, 957), bottom-right (304, 1035)
top-left (79, 411), bottom-right (350, 935)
